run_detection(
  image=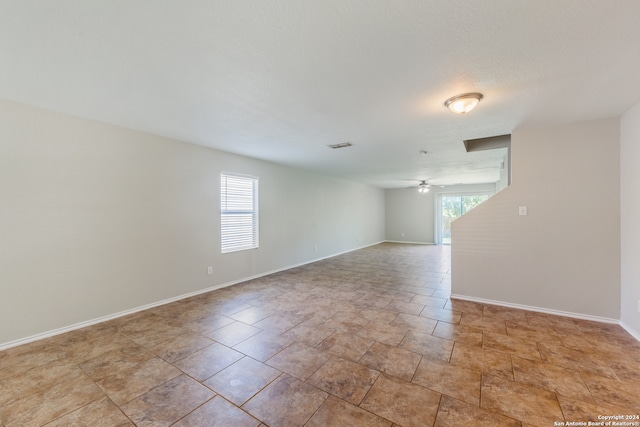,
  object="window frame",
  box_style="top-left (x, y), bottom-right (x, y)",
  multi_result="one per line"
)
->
top-left (220, 172), bottom-right (259, 254)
